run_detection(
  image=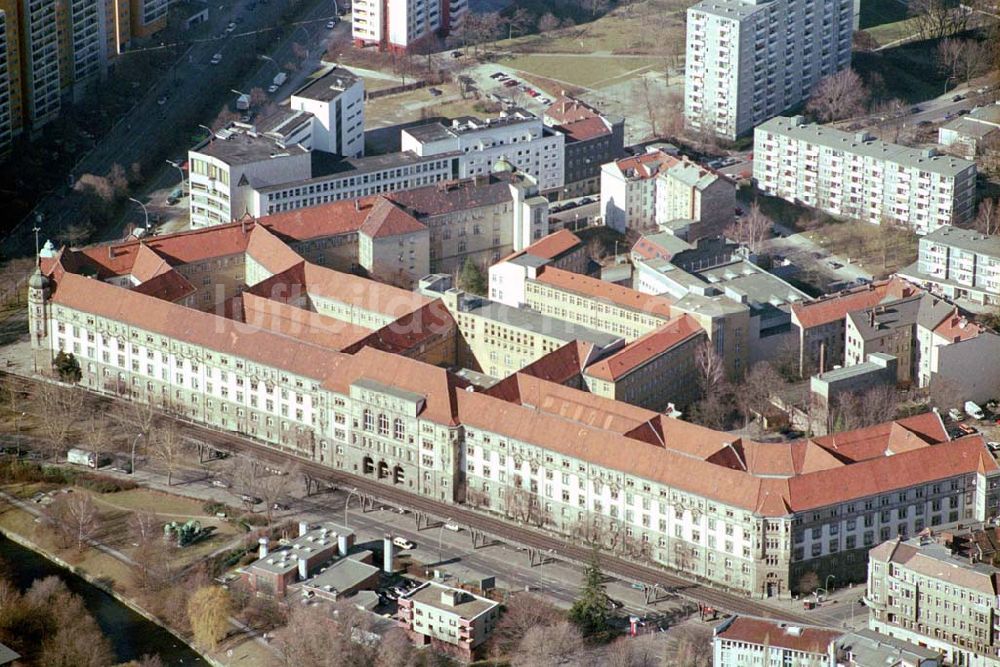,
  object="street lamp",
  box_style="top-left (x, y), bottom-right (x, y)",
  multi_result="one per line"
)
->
top-left (127, 197), bottom-right (149, 232)
top-left (258, 54), bottom-right (280, 76)
top-left (165, 159), bottom-right (185, 195)
top-left (197, 124), bottom-right (215, 141)
top-left (825, 574), bottom-right (836, 596)
top-left (344, 487), bottom-right (359, 527)
top-left (130, 432), bottom-right (144, 475)
top-left (438, 518), bottom-right (452, 563)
